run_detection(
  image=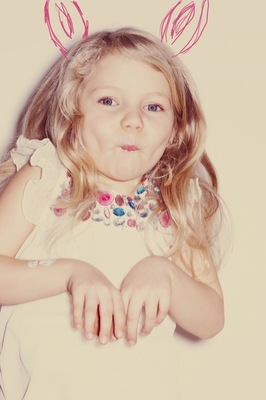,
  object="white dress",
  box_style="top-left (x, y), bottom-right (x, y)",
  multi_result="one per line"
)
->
top-left (0, 137), bottom-right (201, 400)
